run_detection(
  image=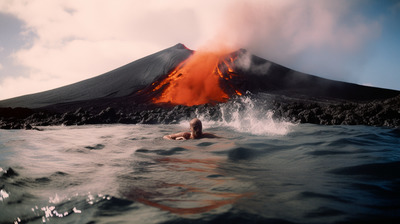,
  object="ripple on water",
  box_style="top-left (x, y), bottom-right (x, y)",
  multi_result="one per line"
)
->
top-left (84, 144), bottom-right (105, 150)
top-left (1, 124), bottom-right (400, 224)
top-left (135, 147), bottom-right (187, 156)
top-left (228, 147), bottom-right (257, 161)
top-left (196, 142), bottom-right (215, 147)
top-left (329, 161), bottom-right (400, 180)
